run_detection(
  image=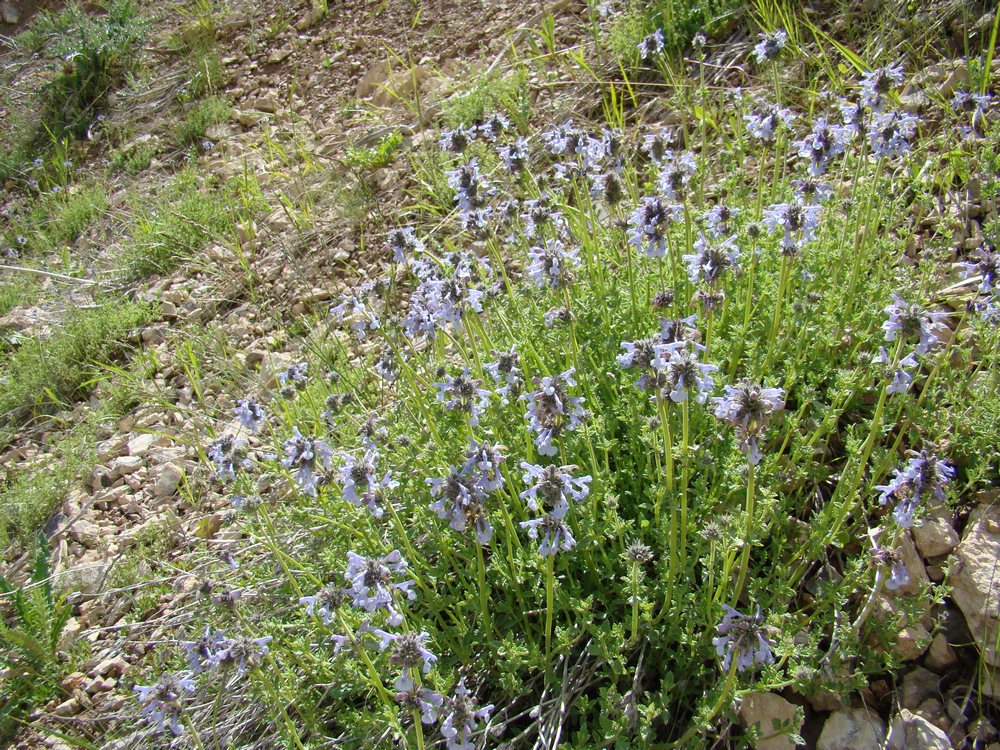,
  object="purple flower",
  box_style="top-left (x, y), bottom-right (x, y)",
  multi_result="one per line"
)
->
top-left (628, 196), bottom-right (682, 258)
top-left (711, 379), bottom-right (785, 465)
top-left (299, 584), bottom-right (346, 625)
top-left (642, 130), bottom-right (674, 163)
top-left (867, 528), bottom-right (910, 592)
top-left (703, 203), bottom-right (740, 238)
top-left (368, 629), bottom-right (438, 691)
top-left (440, 127), bottom-right (476, 153)
top-left (180, 627), bottom-right (225, 674)
top-left (763, 199), bottom-right (822, 255)
top-left (958, 244), bottom-right (998, 294)
top-left (541, 119), bottom-right (584, 156)
top-left (745, 103), bottom-right (795, 143)
top-left (331, 290), bottom-right (381, 340)
top-left (484, 347), bottom-right (523, 404)
top-left (522, 369), bottom-right (588, 456)
top-left (521, 197), bottom-right (567, 240)
top-left (794, 117), bottom-right (851, 176)
top-left (387, 226), bottom-right (424, 264)
top-left (235, 398), bottom-right (266, 432)
top-left (476, 112), bottom-right (511, 141)
top-left (440, 679), bottom-right (494, 750)
top-left (205, 634), bottom-right (272, 674)
top-left (497, 137), bottom-right (529, 173)
top-left (653, 344), bottom-right (718, 404)
top-left (527, 239), bottom-right (580, 290)
top-left (435, 369), bottom-right (492, 427)
top-left (657, 150), bottom-right (697, 202)
top-left (338, 448), bottom-right (397, 518)
top-left (637, 29), bottom-right (665, 60)
top-left (683, 232), bottom-right (740, 285)
top-left (866, 110), bottom-right (919, 159)
top-left (882, 294), bottom-right (950, 355)
top-left (133, 672), bottom-right (195, 735)
top-left (276, 362), bottom-right (309, 392)
top-left (752, 29), bottom-right (787, 64)
top-left (397, 686), bottom-right (444, 724)
top-left (343, 550), bottom-right (416, 626)
top-left (521, 514), bottom-right (577, 555)
top-left (712, 605), bottom-right (775, 673)
top-left (447, 158), bottom-right (491, 215)
top-left (428, 467), bottom-right (493, 544)
top-left (519, 462), bottom-right (591, 519)
top-left (876, 450), bottom-right (955, 529)
top-left (462, 440), bottom-right (506, 494)
top-left (207, 434), bottom-right (251, 482)
top-left (281, 427), bottom-right (334, 497)
top-left (860, 64), bottom-right (905, 113)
